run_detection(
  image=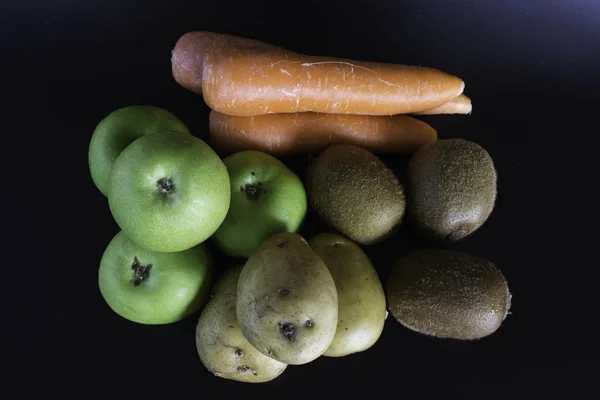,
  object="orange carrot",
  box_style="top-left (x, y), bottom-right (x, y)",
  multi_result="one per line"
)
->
top-left (171, 31), bottom-right (286, 93)
top-left (209, 110), bottom-right (437, 156)
top-left (172, 31), bottom-right (465, 116)
top-left (414, 94), bottom-right (472, 115)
